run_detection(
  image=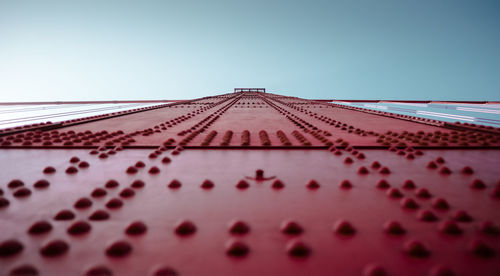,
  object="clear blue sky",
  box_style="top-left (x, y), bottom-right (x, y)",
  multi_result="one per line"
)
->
top-left (0, 0), bottom-right (499, 101)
